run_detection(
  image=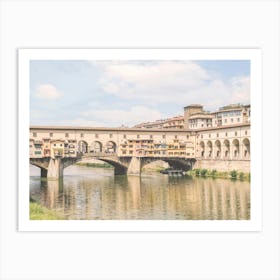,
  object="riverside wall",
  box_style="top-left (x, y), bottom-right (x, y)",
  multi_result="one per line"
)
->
top-left (193, 160), bottom-right (250, 173)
